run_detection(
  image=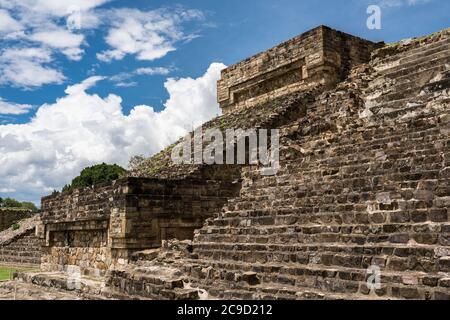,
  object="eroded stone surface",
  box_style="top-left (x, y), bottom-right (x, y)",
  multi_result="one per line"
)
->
top-left (0, 281), bottom-right (85, 300)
